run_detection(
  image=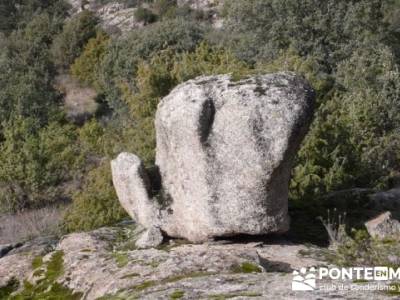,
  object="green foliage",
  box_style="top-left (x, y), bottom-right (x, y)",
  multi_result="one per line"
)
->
top-left (98, 18), bottom-right (205, 111)
top-left (226, 0), bottom-right (400, 204)
top-left (0, 277), bottom-right (19, 299)
top-left (11, 251), bottom-right (82, 300)
top-left (170, 290), bottom-right (185, 299)
top-left (222, 0), bottom-right (392, 67)
top-left (112, 252), bottom-right (129, 268)
top-left (290, 43), bottom-right (400, 202)
top-left (0, 0), bottom-right (70, 35)
top-left (31, 256), bottom-right (44, 270)
top-left (231, 262), bottom-right (262, 274)
top-left (134, 7), bottom-right (157, 24)
top-left (78, 118), bottom-right (106, 157)
top-left (0, 0), bottom-right (17, 34)
top-left (70, 31), bottom-right (110, 89)
top-left (51, 10), bottom-right (99, 69)
top-left (0, 12), bottom-right (64, 126)
top-left (257, 48), bottom-right (334, 101)
top-left (0, 118), bottom-right (81, 213)
top-left (63, 162), bottom-right (127, 232)
top-left (2, 0), bottom-right (400, 240)
top-left (324, 229), bottom-right (400, 268)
